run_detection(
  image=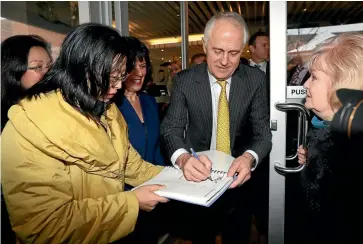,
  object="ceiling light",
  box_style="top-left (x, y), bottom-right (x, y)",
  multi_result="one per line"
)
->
top-left (303, 8), bottom-right (307, 11)
top-left (169, 60), bottom-right (171, 62)
top-left (179, 56), bottom-right (182, 58)
top-left (144, 34), bottom-right (204, 46)
top-left (161, 58), bottom-right (164, 60)
top-left (177, 14), bottom-right (180, 17)
top-left (161, 49), bottom-right (164, 52)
